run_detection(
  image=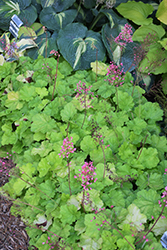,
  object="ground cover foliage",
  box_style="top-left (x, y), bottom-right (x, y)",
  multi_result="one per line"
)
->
top-left (0, 0), bottom-right (167, 249)
top-left (0, 53), bottom-right (167, 250)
